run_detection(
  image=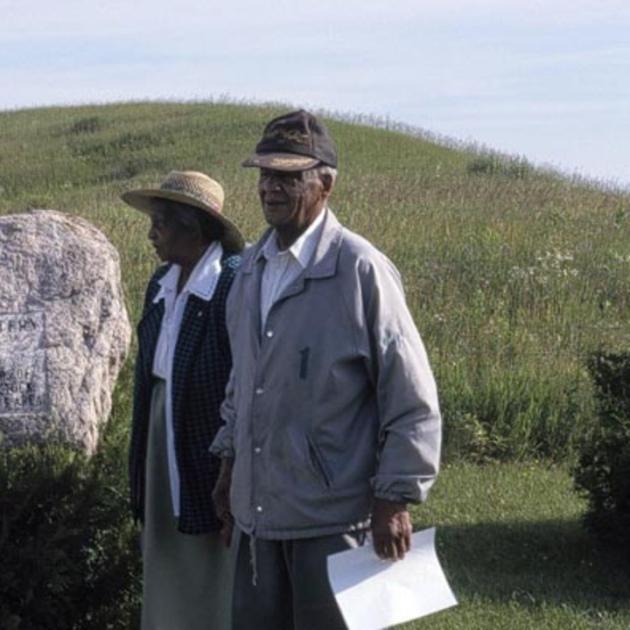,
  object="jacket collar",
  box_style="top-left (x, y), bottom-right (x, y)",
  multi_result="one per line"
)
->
top-left (153, 242), bottom-right (223, 304)
top-left (242, 208), bottom-right (343, 280)
top-left (256, 206), bottom-right (326, 270)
